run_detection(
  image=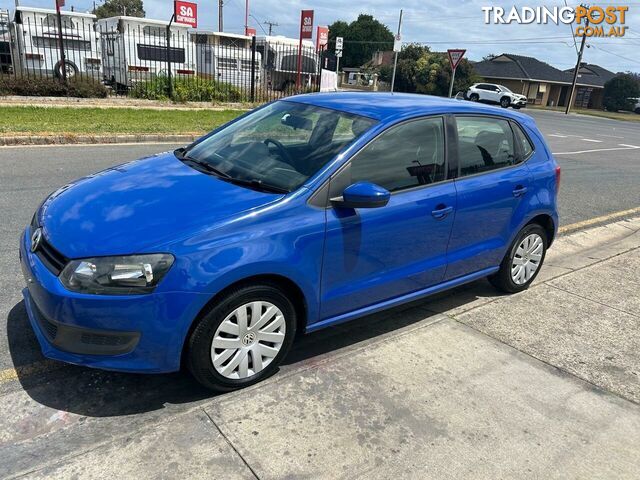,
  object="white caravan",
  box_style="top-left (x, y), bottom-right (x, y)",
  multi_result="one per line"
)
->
top-left (9, 6), bottom-right (101, 79)
top-left (0, 9), bottom-right (12, 73)
top-left (193, 31), bottom-right (261, 88)
top-left (255, 35), bottom-right (319, 90)
top-left (97, 16), bottom-right (196, 89)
